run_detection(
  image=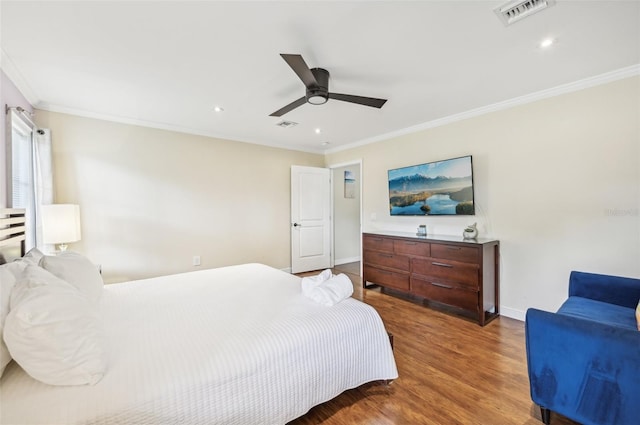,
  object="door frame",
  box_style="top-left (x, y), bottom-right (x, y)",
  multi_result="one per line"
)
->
top-left (328, 159), bottom-right (363, 275)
